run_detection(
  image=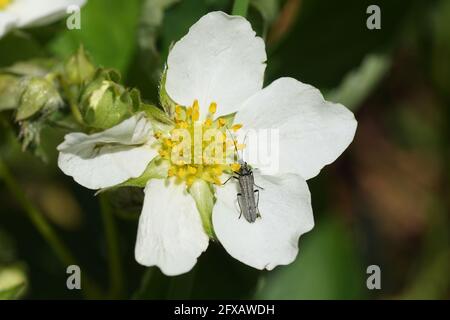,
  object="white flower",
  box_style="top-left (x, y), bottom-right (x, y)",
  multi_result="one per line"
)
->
top-left (57, 11), bottom-right (357, 276)
top-left (0, 0), bottom-right (86, 38)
